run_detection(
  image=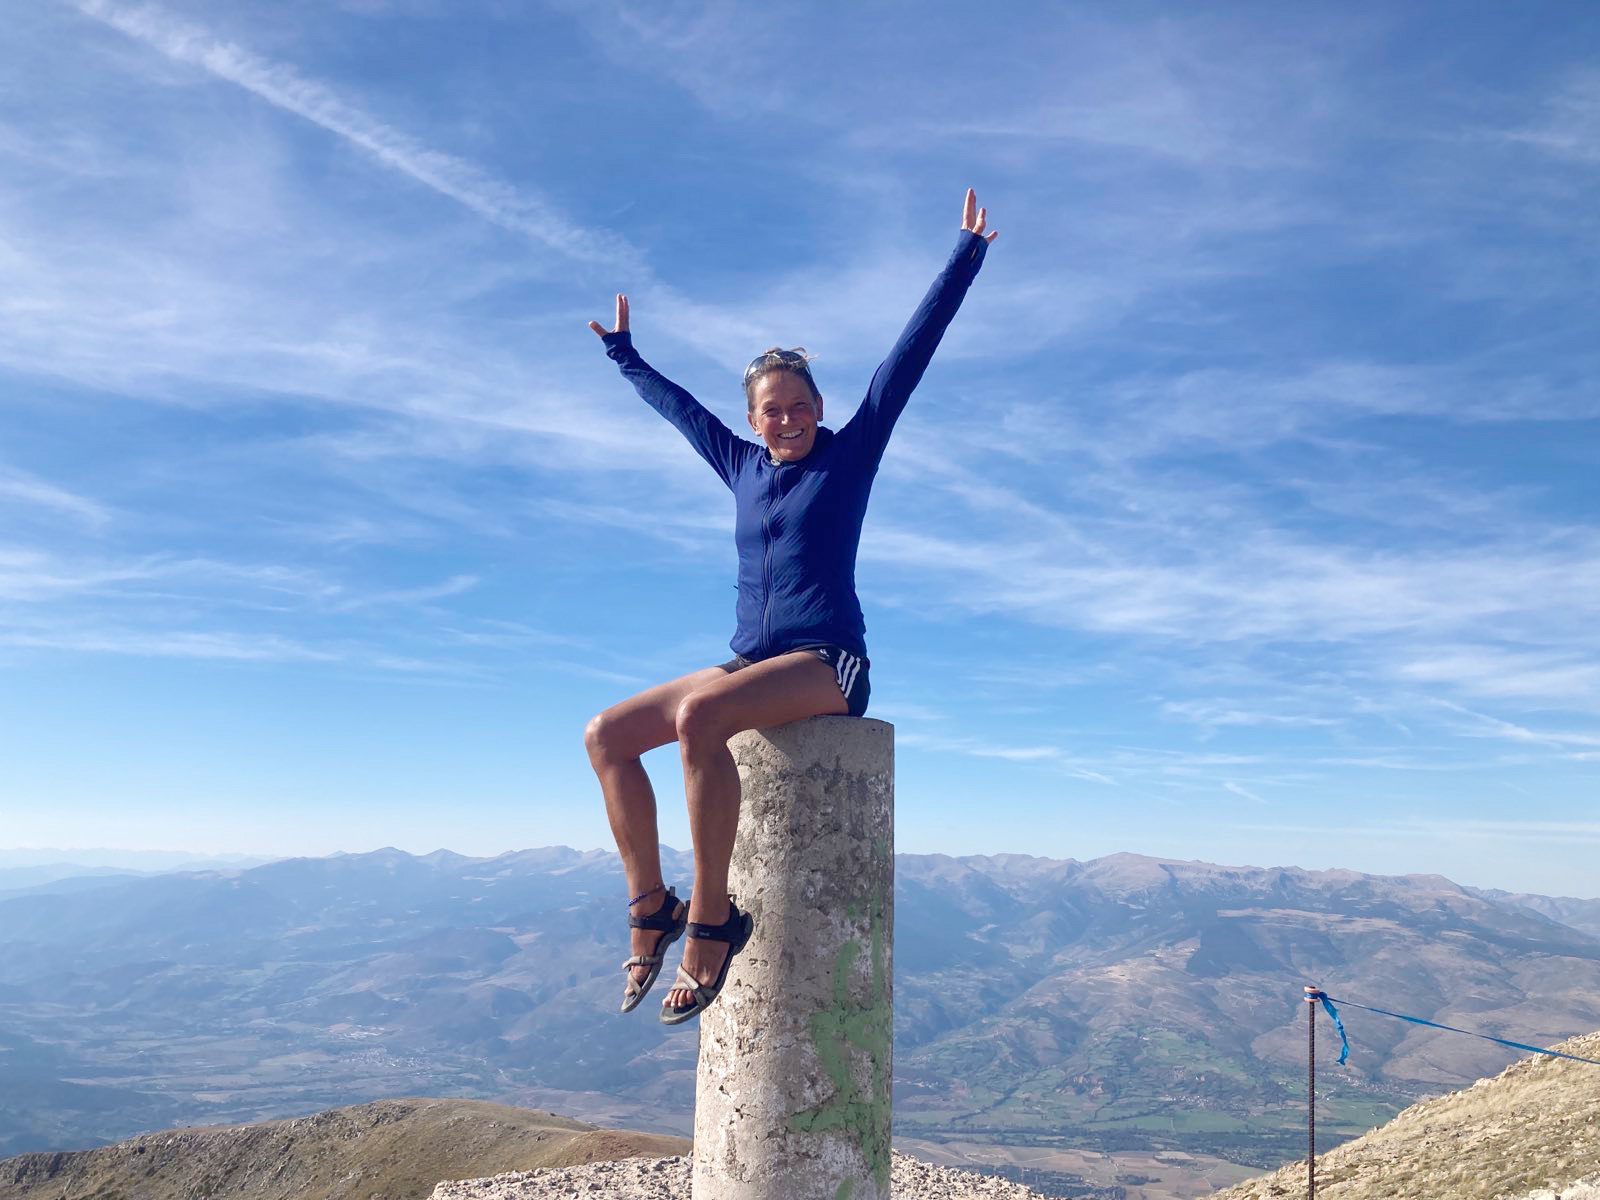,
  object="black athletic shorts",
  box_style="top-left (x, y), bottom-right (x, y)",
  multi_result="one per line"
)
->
top-left (716, 645), bottom-right (871, 718)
